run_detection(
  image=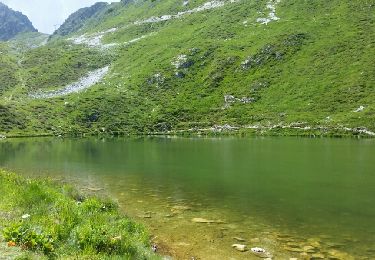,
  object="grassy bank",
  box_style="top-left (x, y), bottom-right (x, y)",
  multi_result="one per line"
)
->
top-left (0, 169), bottom-right (159, 259)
